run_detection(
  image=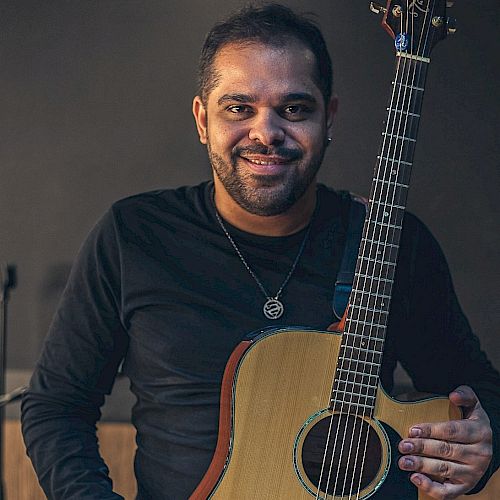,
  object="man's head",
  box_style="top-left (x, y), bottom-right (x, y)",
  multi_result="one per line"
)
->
top-left (197, 4), bottom-right (333, 107)
top-left (193, 4), bottom-right (337, 222)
